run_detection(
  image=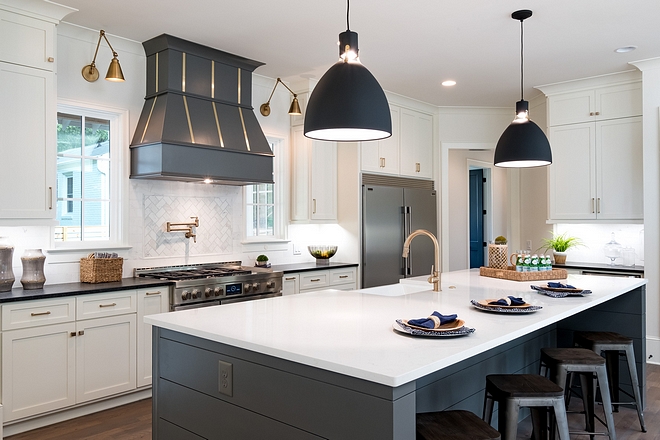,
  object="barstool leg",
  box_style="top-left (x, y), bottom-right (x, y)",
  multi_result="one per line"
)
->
top-left (595, 364), bottom-right (617, 440)
top-left (551, 398), bottom-right (570, 440)
top-left (483, 393), bottom-right (494, 425)
top-left (605, 350), bottom-right (619, 412)
top-left (579, 372), bottom-right (596, 440)
top-left (624, 344), bottom-right (647, 432)
top-left (499, 398), bottom-right (520, 440)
